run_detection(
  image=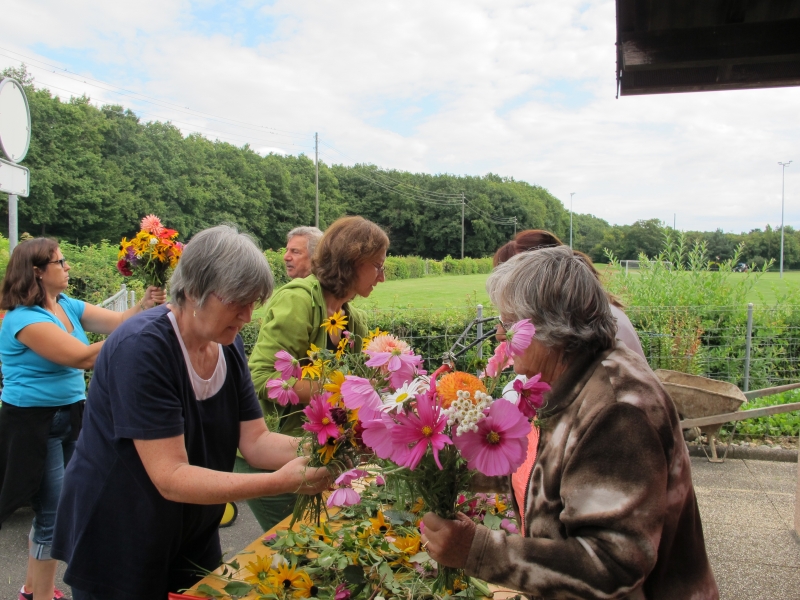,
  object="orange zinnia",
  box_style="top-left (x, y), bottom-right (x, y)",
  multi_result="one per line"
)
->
top-left (436, 371), bottom-right (487, 408)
